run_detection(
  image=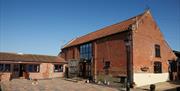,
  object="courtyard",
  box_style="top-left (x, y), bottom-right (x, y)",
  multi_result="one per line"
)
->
top-left (0, 78), bottom-right (118, 91)
top-left (1, 78), bottom-right (180, 91)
